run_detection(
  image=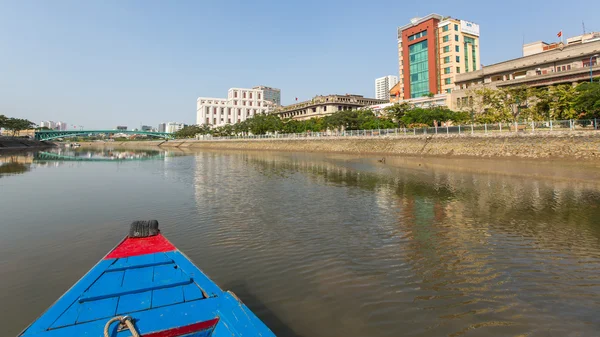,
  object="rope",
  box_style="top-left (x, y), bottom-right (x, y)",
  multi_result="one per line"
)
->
top-left (103, 316), bottom-right (140, 337)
